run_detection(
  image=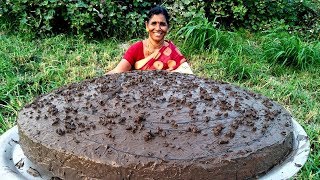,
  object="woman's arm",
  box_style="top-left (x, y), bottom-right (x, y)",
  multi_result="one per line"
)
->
top-left (106, 59), bottom-right (132, 74)
top-left (171, 62), bottom-right (193, 74)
